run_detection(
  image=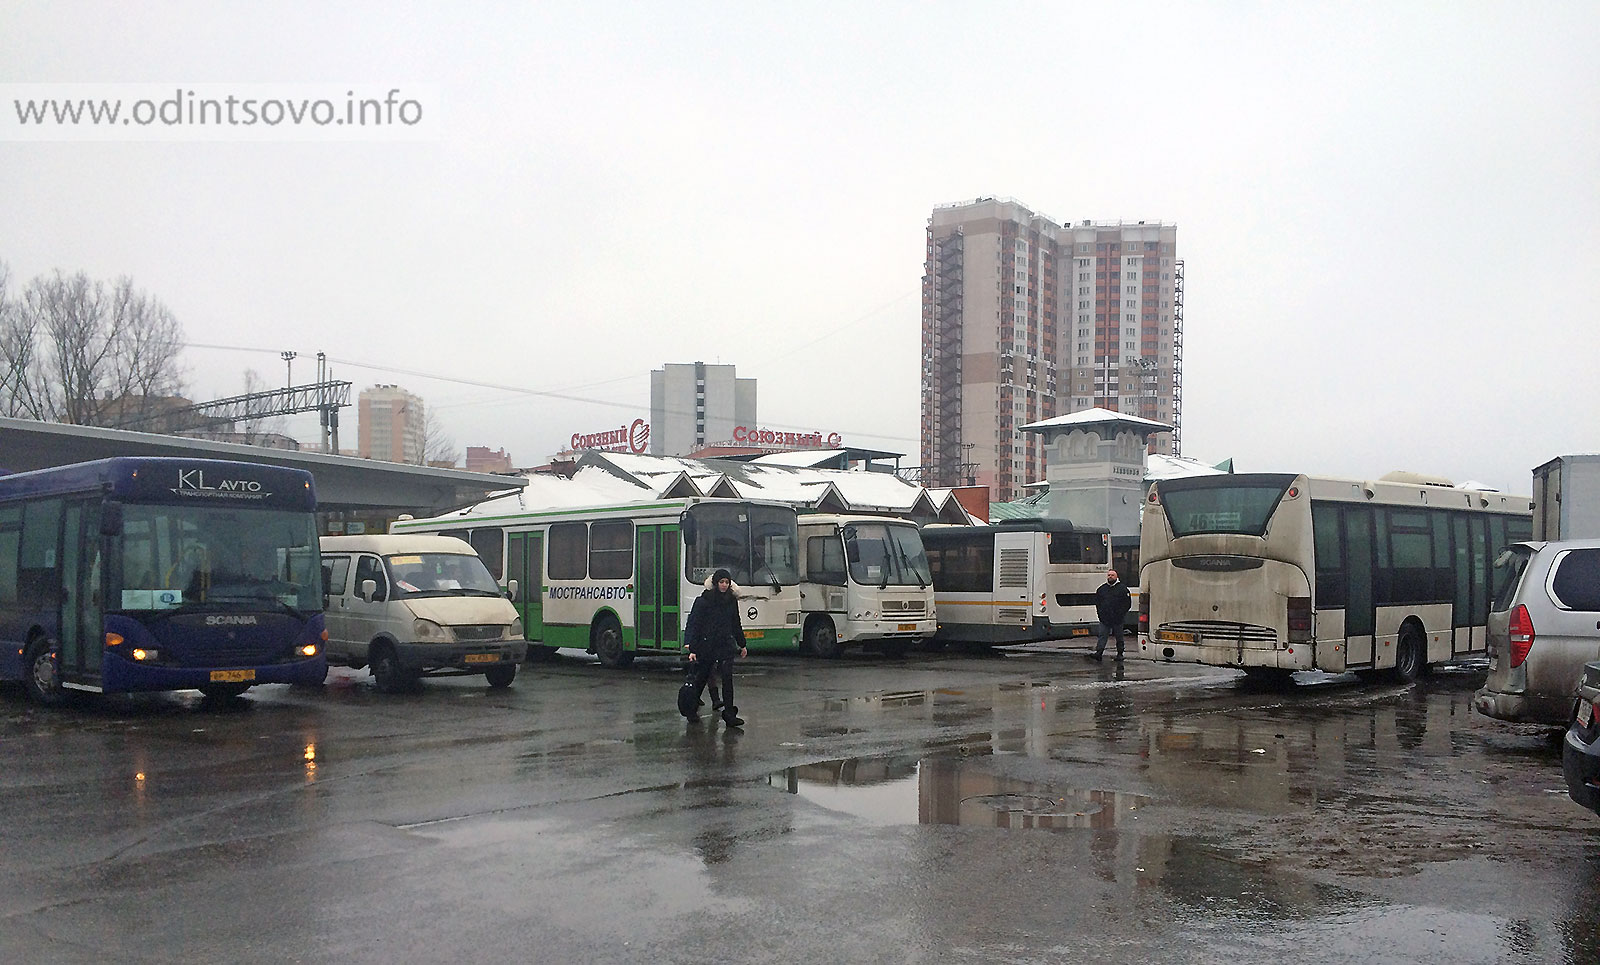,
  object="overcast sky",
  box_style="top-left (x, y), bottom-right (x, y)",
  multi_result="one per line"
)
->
top-left (2, 1), bottom-right (1596, 493)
